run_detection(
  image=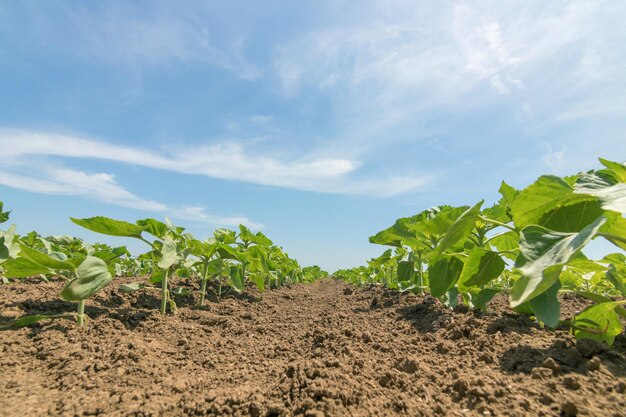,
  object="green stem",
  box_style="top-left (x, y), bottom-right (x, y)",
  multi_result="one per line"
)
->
top-left (198, 261), bottom-right (209, 307)
top-left (217, 262), bottom-right (224, 299)
top-left (415, 253), bottom-right (424, 295)
top-left (478, 216), bottom-right (518, 233)
top-left (138, 236), bottom-right (156, 249)
top-left (161, 268), bottom-right (169, 315)
top-left (241, 262), bottom-right (247, 291)
top-left (77, 299), bottom-right (85, 327)
top-left (598, 232), bottom-right (626, 246)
